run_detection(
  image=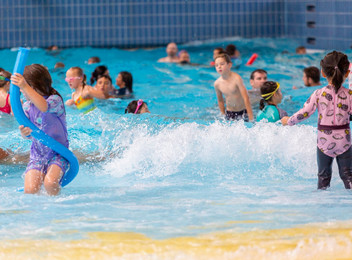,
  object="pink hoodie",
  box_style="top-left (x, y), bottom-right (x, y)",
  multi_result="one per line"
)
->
top-left (288, 85), bottom-right (352, 157)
